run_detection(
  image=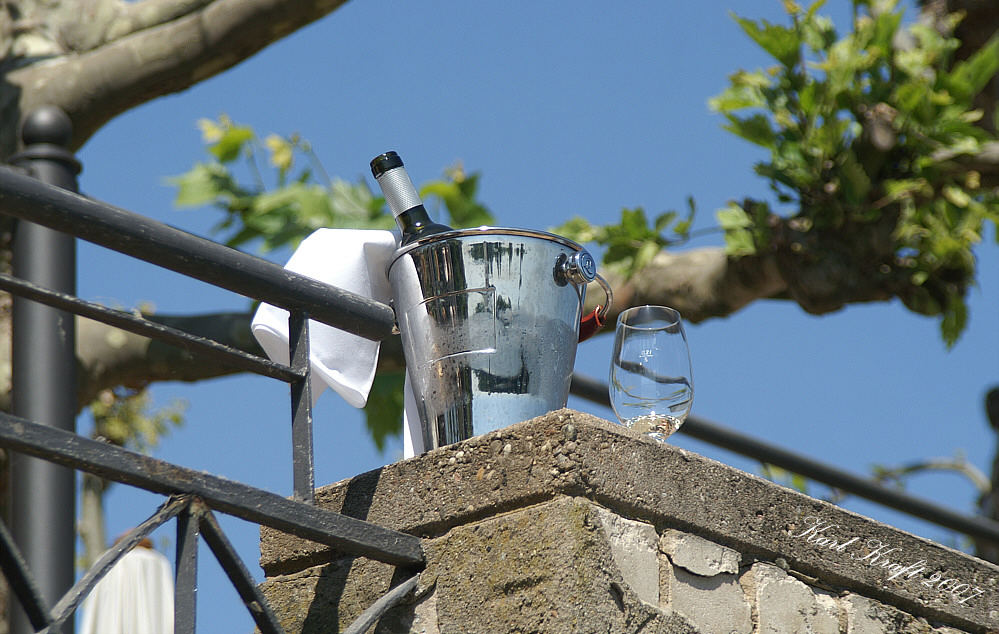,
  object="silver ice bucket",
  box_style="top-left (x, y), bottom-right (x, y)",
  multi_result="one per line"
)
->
top-left (389, 227), bottom-right (611, 450)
